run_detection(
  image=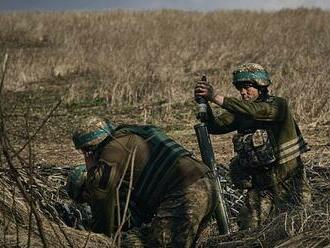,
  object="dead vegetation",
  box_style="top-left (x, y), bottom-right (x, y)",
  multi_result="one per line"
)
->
top-left (0, 8), bottom-right (329, 247)
top-left (1, 8), bottom-right (329, 124)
